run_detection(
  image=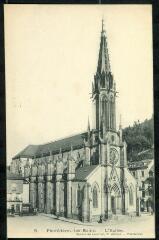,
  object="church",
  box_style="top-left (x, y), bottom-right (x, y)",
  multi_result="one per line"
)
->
top-left (10, 20), bottom-right (138, 222)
